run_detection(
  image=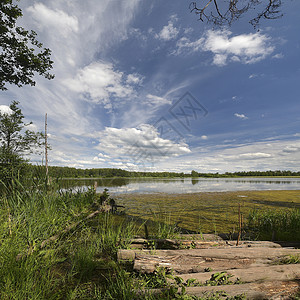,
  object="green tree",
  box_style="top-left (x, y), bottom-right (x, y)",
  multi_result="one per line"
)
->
top-left (0, 101), bottom-right (44, 185)
top-left (191, 170), bottom-right (199, 177)
top-left (0, 0), bottom-right (54, 91)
